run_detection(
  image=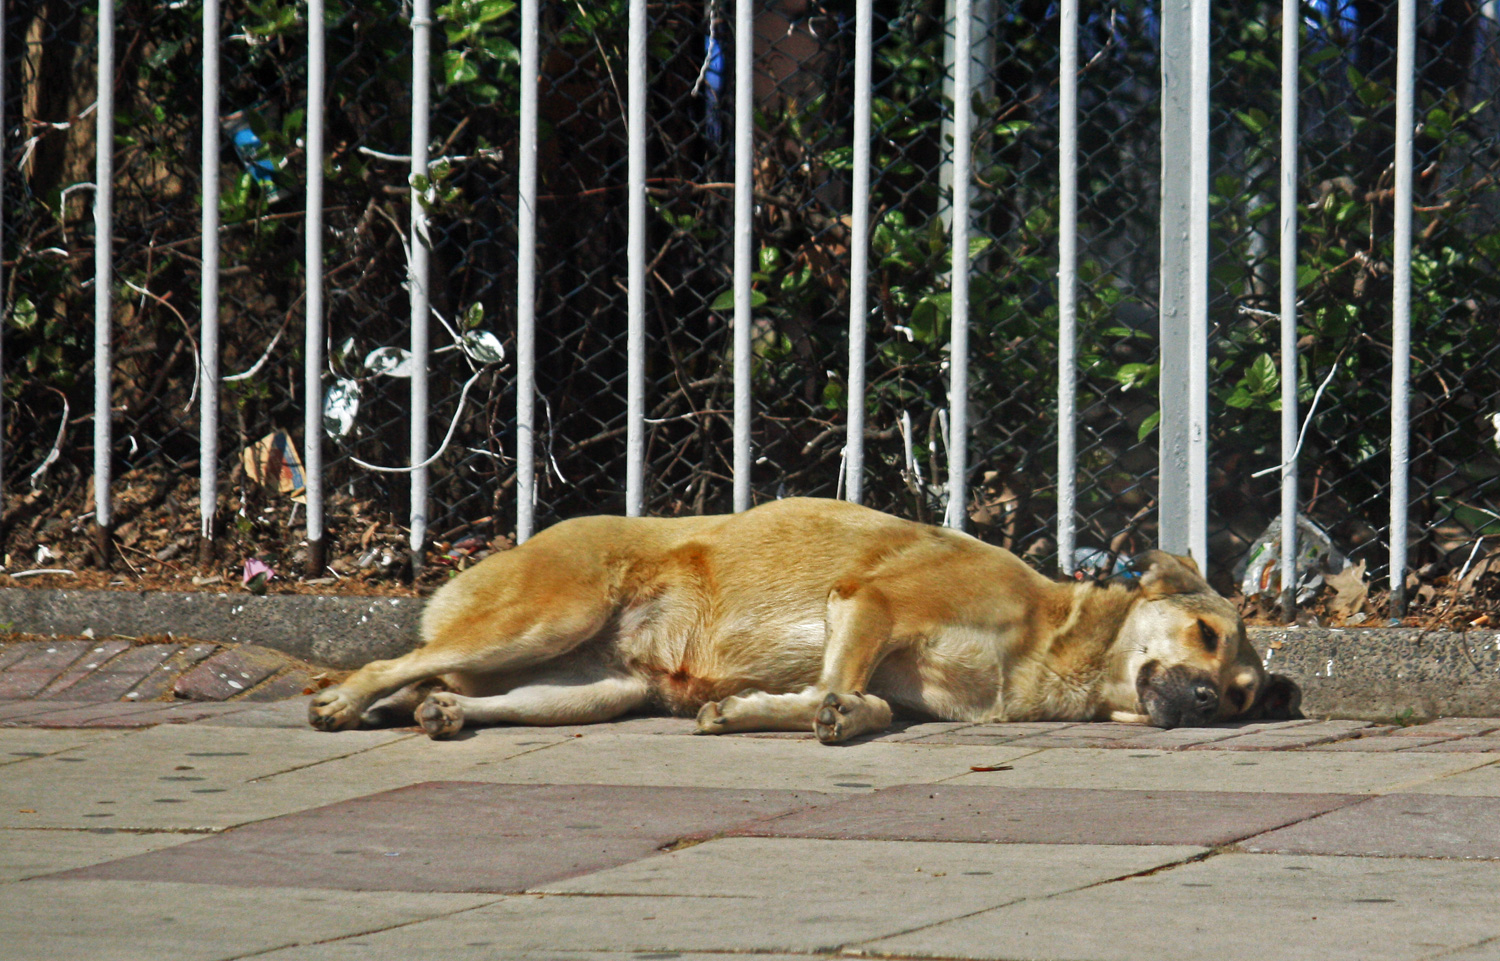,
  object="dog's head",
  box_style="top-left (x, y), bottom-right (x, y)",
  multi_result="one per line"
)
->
top-left (1116, 551), bottom-right (1302, 728)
